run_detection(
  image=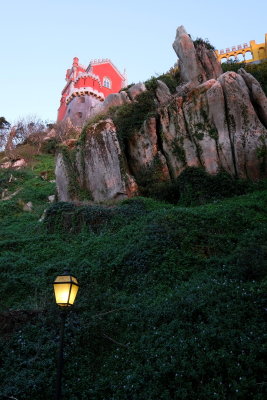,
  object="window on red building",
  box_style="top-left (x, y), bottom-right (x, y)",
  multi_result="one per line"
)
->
top-left (103, 77), bottom-right (111, 89)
